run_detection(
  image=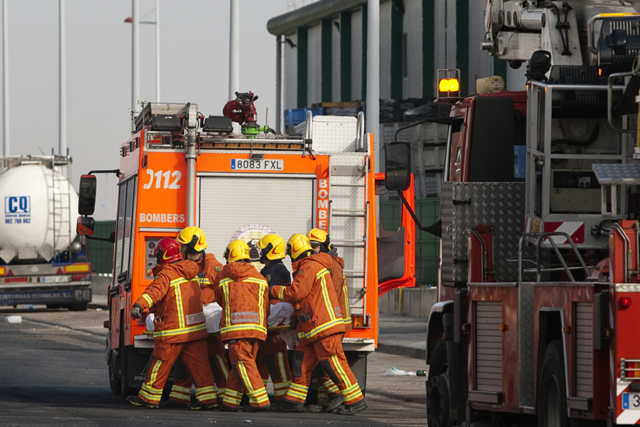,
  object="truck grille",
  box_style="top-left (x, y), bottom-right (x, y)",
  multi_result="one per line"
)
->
top-left (575, 303), bottom-right (593, 398)
top-left (475, 301), bottom-right (503, 392)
